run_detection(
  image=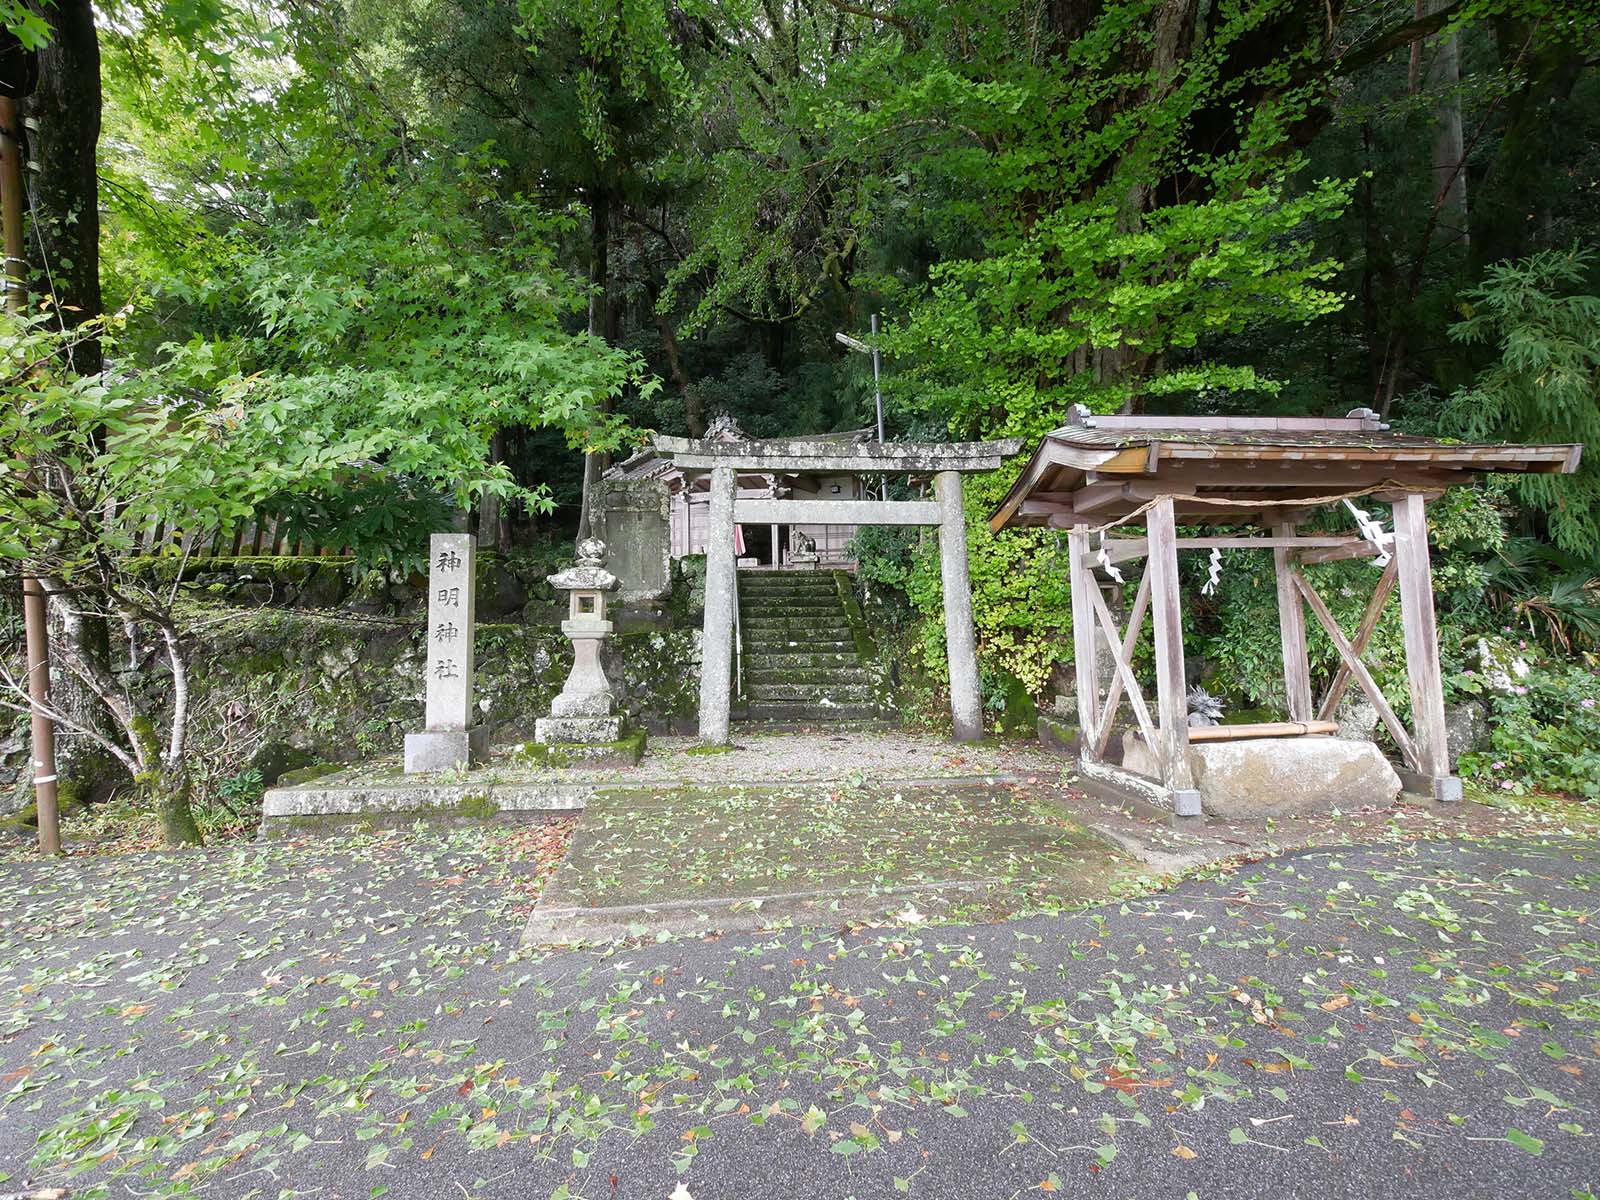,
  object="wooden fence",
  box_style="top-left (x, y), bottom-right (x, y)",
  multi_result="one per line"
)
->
top-left (130, 520), bottom-right (353, 558)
